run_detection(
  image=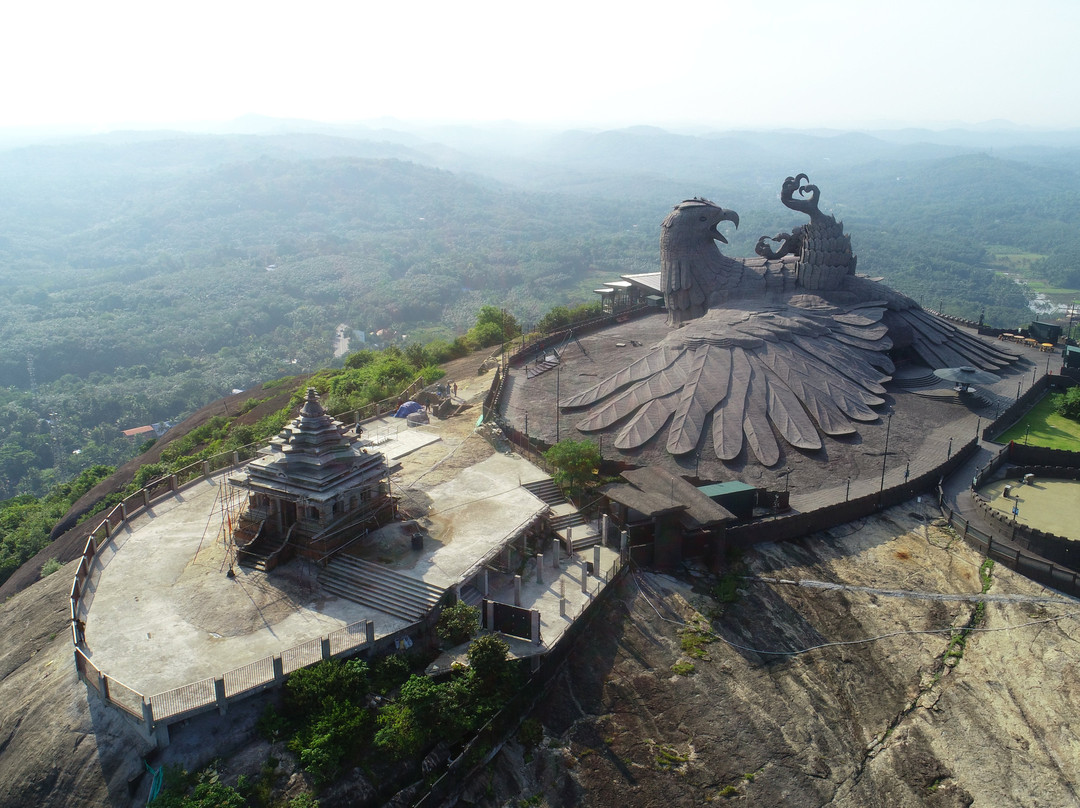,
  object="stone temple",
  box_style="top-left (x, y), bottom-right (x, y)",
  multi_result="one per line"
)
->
top-left (227, 388), bottom-right (390, 568)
